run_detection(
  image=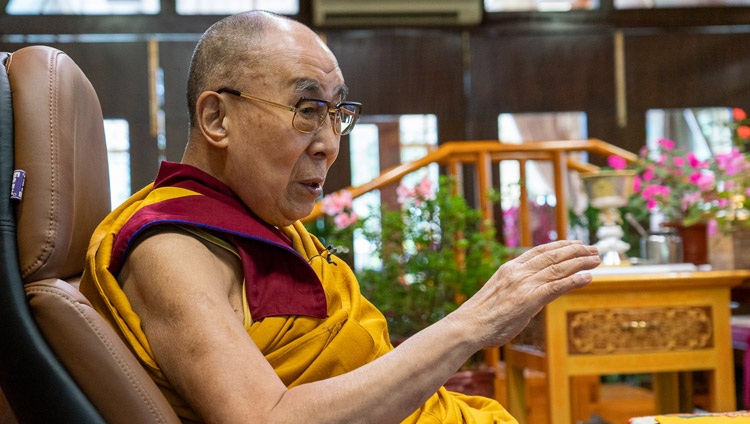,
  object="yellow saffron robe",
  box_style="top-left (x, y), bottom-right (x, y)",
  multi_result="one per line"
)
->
top-left (79, 162), bottom-right (516, 423)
